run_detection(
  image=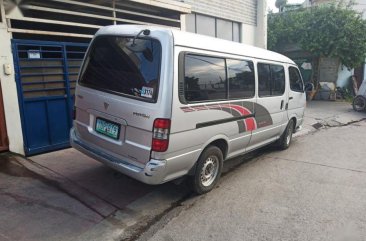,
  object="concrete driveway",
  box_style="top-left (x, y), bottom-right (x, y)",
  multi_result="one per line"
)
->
top-left (0, 150), bottom-right (188, 241)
